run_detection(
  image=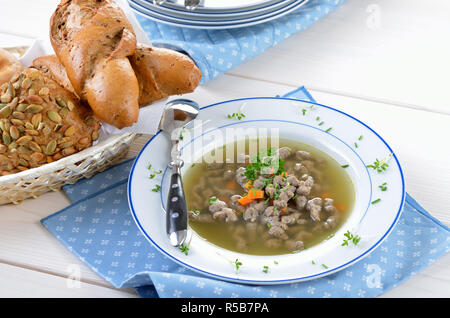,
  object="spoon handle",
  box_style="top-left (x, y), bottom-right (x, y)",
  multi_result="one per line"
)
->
top-left (166, 165), bottom-right (188, 247)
